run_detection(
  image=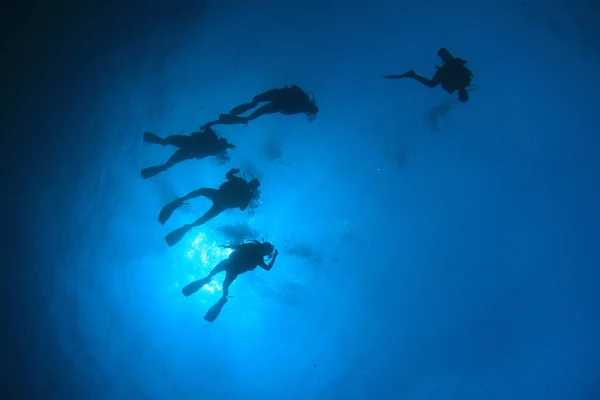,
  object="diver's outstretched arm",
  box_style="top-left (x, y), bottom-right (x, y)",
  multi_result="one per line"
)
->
top-left (259, 250), bottom-right (278, 271)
